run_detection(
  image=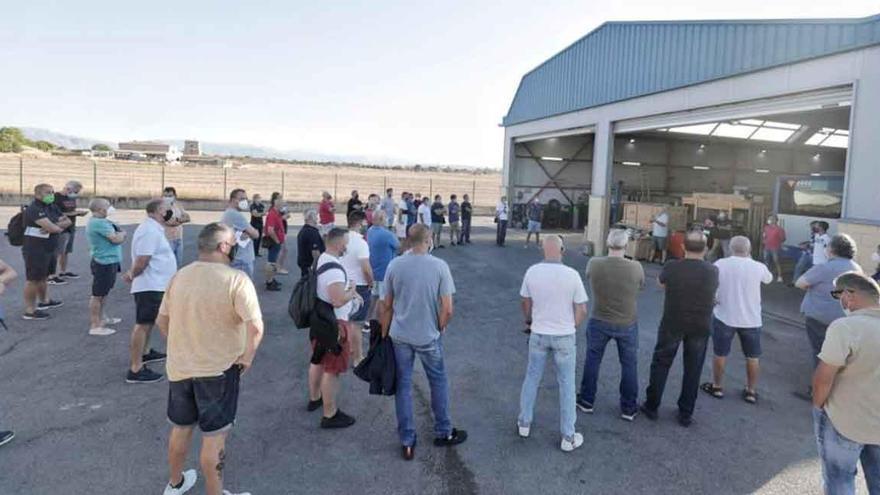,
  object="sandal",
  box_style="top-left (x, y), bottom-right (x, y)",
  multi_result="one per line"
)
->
top-left (742, 389), bottom-right (758, 405)
top-left (700, 382), bottom-right (724, 399)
